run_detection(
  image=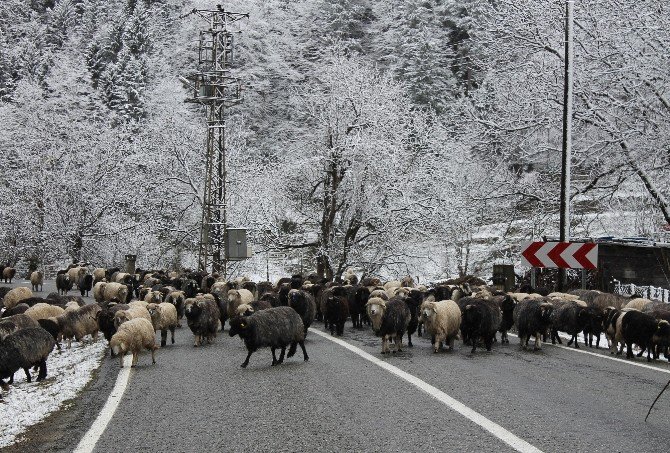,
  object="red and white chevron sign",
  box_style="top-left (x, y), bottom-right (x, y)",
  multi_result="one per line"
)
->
top-left (520, 242), bottom-right (598, 269)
